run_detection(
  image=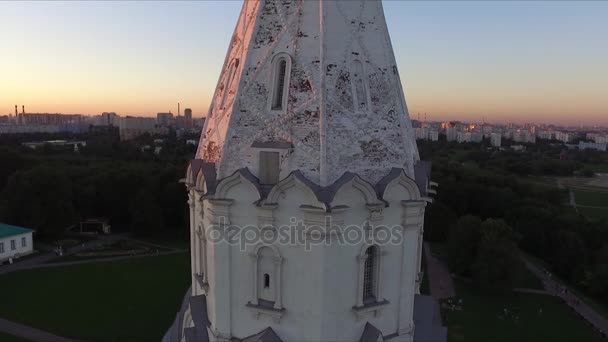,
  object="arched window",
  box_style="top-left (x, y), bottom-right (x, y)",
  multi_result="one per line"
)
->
top-left (351, 60), bottom-right (368, 112)
top-left (264, 273), bottom-right (271, 288)
top-left (363, 246), bottom-right (377, 303)
top-left (257, 247), bottom-right (275, 303)
top-left (271, 54), bottom-right (291, 111)
top-left (249, 244), bottom-right (284, 313)
top-left (356, 244), bottom-right (384, 309)
top-left (220, 59), bottom-right (239, 109)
